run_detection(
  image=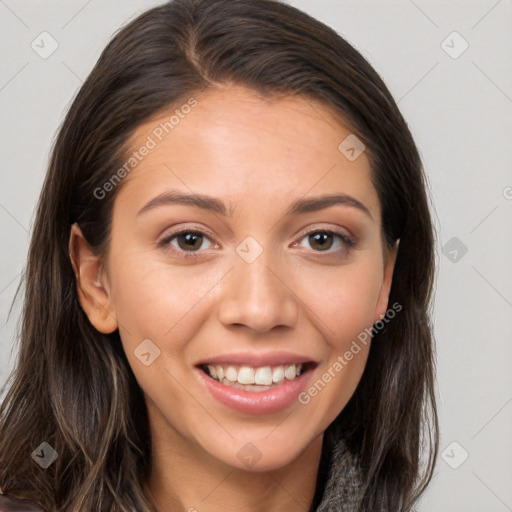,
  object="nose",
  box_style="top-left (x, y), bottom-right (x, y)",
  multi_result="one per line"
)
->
top-left (217, 249), bottom-right (299, 334)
